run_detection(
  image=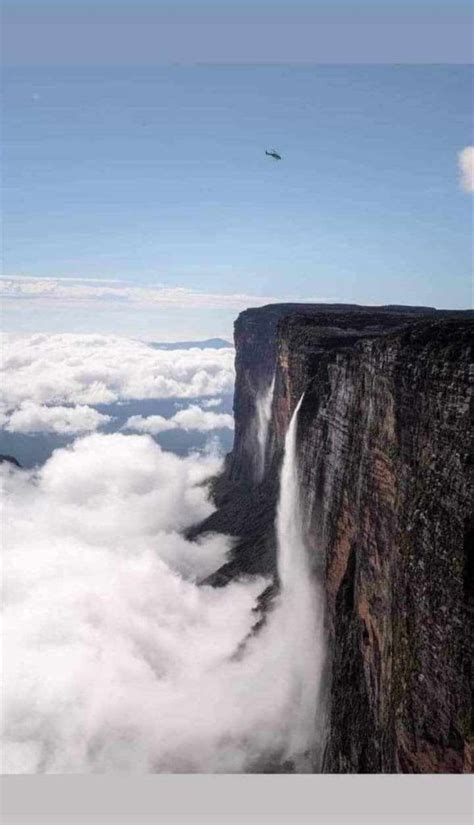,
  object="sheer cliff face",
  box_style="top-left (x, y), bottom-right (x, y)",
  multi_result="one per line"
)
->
top-left (295, 321), bottom-right (472, 774)
top-left (205, 304), bottom-right (473, 773)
